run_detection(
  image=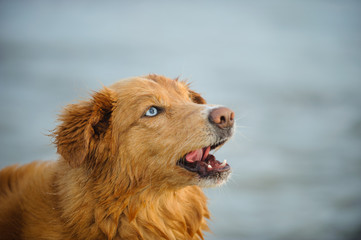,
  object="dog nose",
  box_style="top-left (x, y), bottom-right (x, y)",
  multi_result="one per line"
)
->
top-left (209, 107), bottom-right (235, 129)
